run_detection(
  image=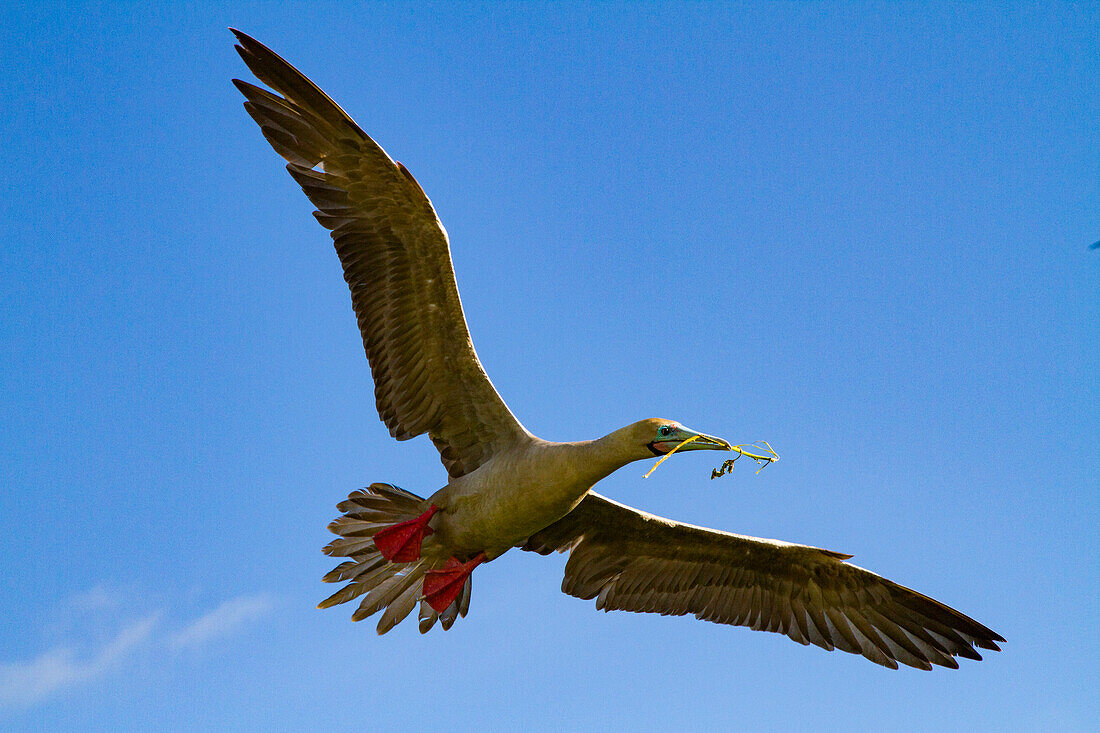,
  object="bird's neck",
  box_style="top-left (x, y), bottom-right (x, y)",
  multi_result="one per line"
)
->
top-left (560, 428), bottom-right (645, 487)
